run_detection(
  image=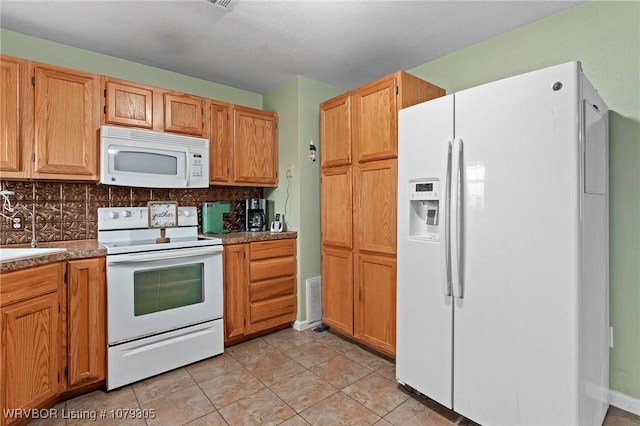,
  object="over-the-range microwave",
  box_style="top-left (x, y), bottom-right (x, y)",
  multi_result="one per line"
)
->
top-left (100, 125), bottom-right (209, 188)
